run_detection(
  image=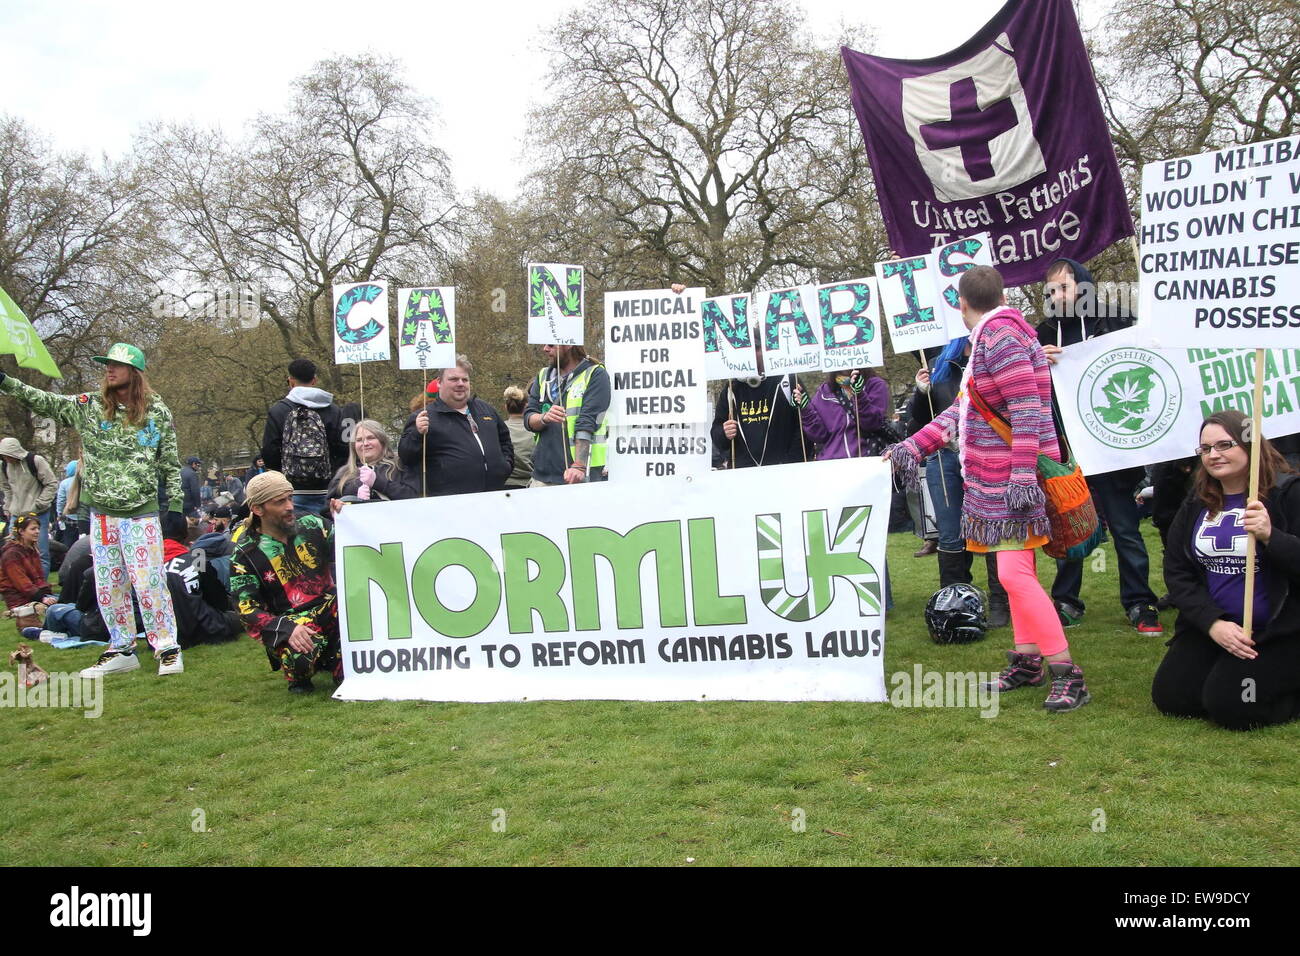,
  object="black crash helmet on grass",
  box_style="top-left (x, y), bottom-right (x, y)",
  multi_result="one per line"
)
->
top-left (925, 584), bottom-right (987, 645)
